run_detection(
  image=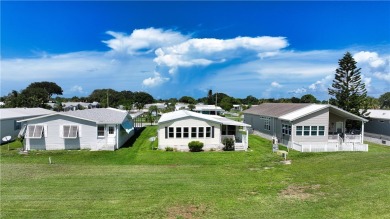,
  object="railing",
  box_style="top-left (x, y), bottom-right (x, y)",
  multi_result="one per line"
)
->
top-left (291, 141), bottom-right (368, 152)
top-left (344, 134), bottom-right (361, 143)
top-left (328, 134), bottom-right (339, 142)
